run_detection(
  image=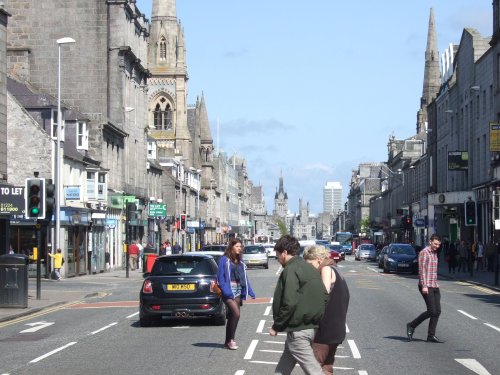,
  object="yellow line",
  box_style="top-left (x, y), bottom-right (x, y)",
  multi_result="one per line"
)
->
top-left (0, 301), bottom-right (82, 328)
